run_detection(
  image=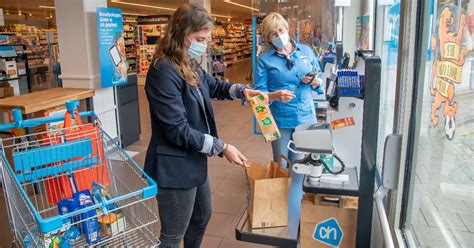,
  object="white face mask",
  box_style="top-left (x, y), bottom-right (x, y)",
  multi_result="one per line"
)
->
top-left (188, 37), bottom-right (207, 59)
top-left (271, 32), bottom-right (290, 49)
